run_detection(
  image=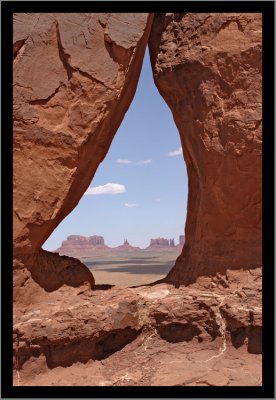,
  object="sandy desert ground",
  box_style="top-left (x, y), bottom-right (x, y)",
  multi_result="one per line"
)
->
top-left (83, 249), bottom-right (180, 287)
